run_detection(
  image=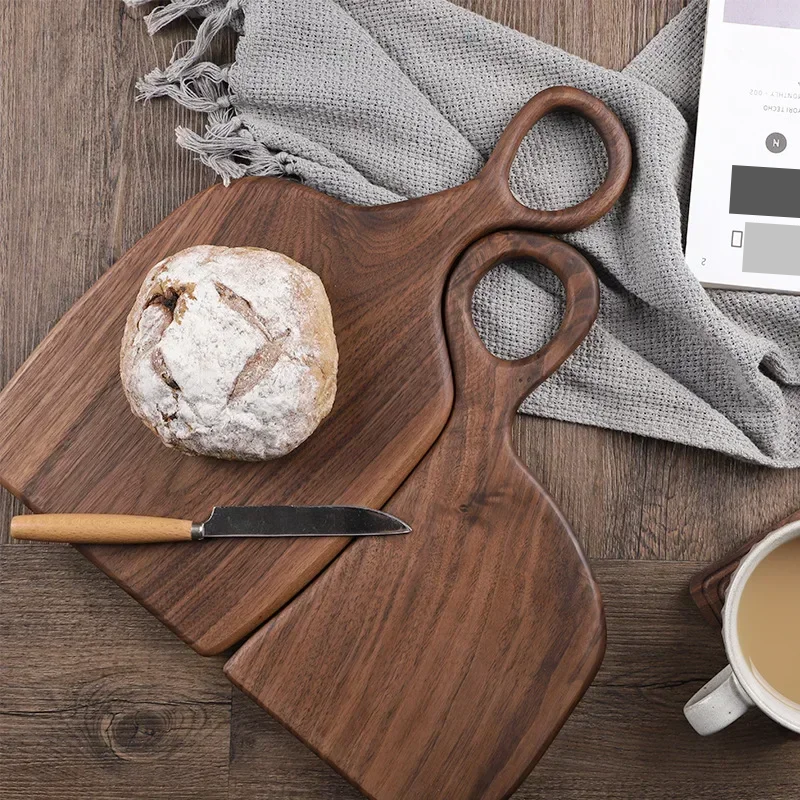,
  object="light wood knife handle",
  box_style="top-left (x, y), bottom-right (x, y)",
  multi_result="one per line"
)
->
top-left (10, 514), bottom-right (195, 544)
